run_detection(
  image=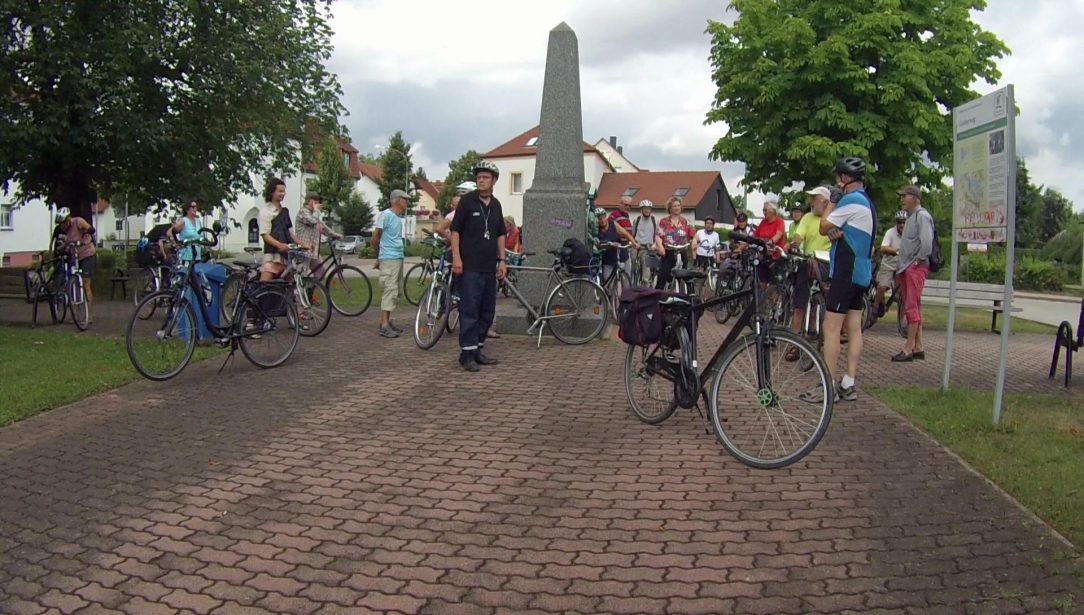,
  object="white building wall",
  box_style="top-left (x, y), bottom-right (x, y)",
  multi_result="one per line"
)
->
top-left (489, 152), bottom-right (612, 225)
top-left (0, 195), bottom-right (53, 266)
